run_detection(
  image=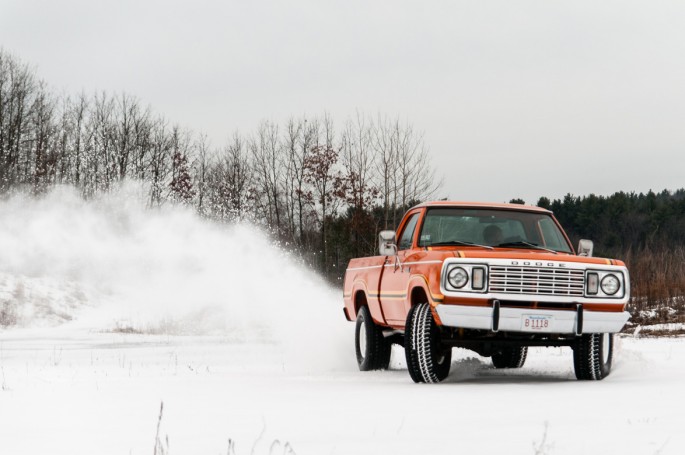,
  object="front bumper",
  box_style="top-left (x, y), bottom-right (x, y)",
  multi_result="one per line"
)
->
top-left (435, 303), bottom-right (630, 334)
